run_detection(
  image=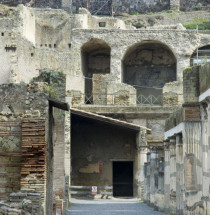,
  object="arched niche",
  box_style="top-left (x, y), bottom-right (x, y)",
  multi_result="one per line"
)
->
top-left (122, 41), bottom-right (177, 104)
top-left (190, 45), bottom-right (210, 66)
top-left (81, 39), bottom-right (111, 104)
